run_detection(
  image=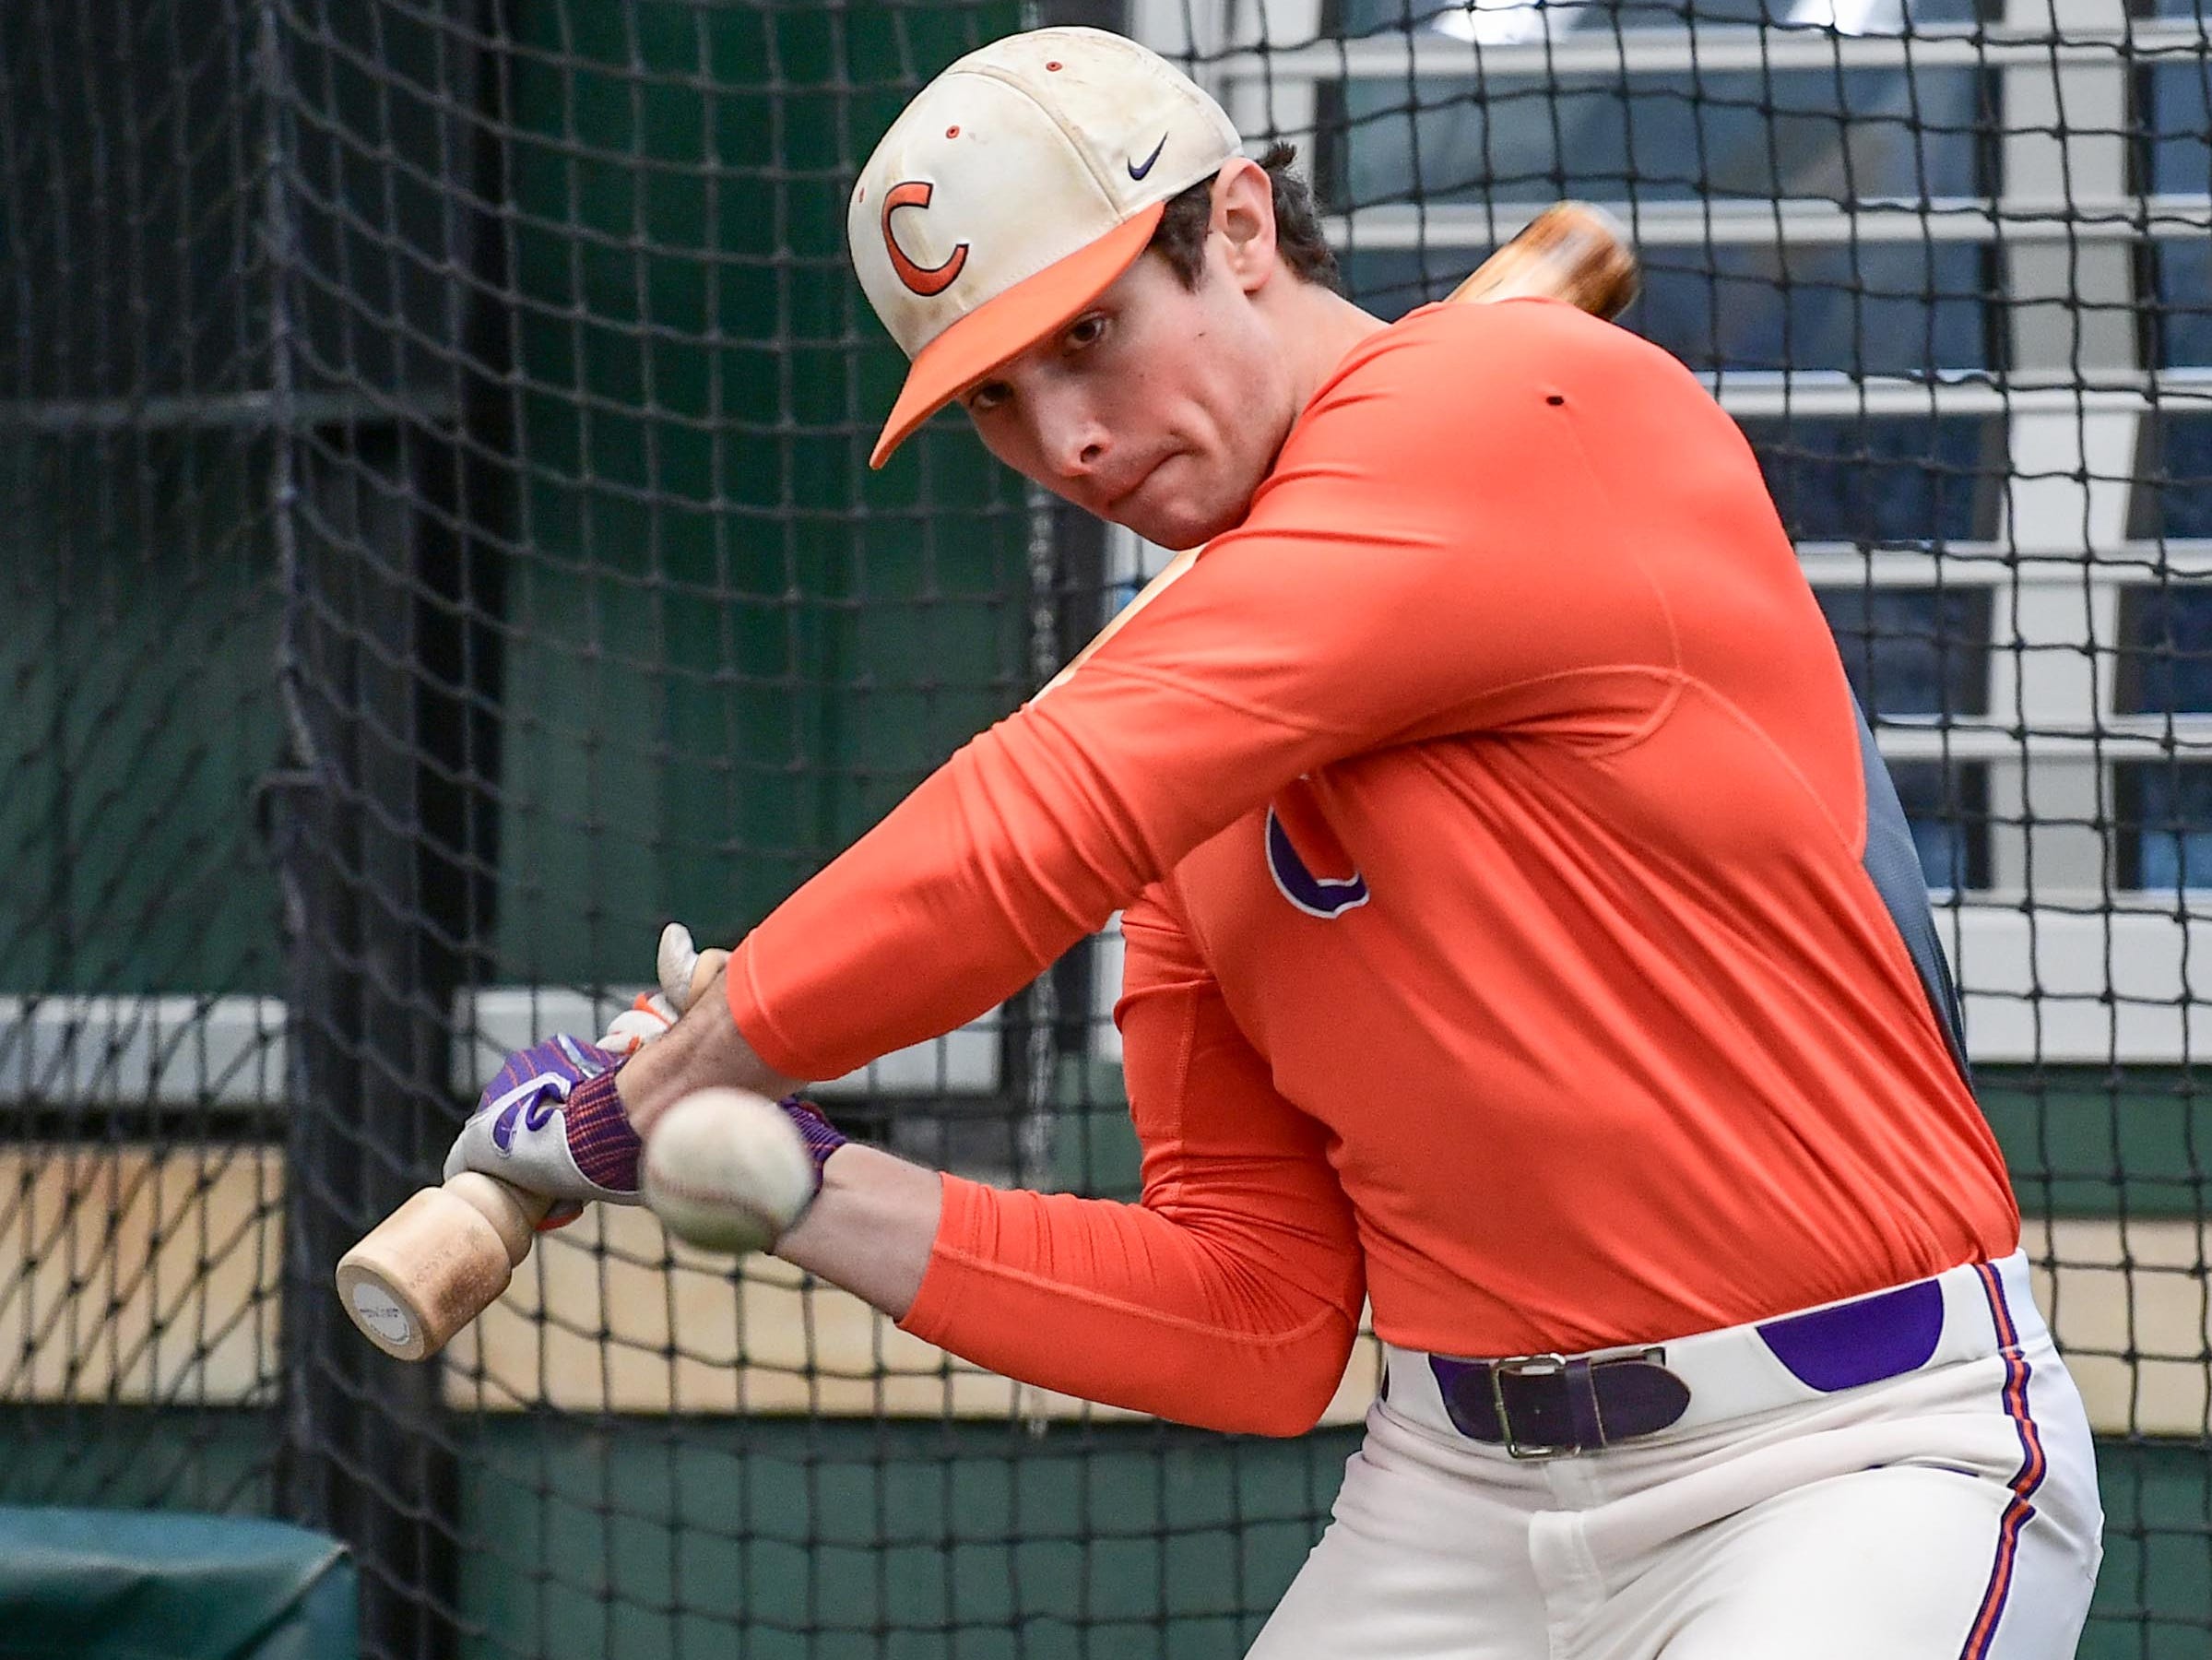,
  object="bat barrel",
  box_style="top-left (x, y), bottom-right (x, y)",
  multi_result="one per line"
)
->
top-left (1447, 203), bottom-right (1638, 322)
